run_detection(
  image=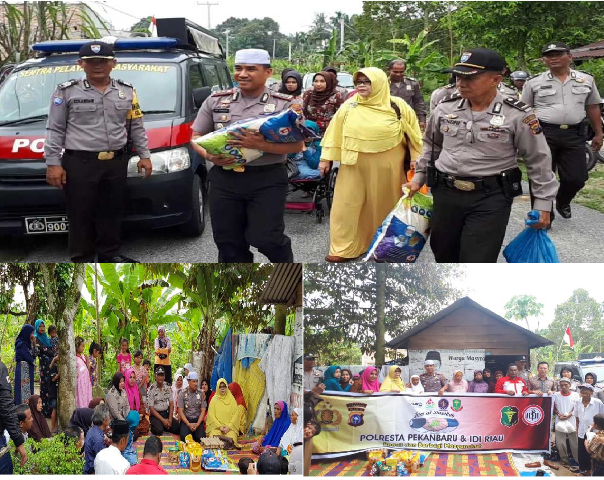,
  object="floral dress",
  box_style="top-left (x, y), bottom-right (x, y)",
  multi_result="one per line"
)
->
top-left (89, 357), bottom-right (99, 388)
top-left (37, 344), bottom-right (56, 417)
top-left (302, 91), bottom-right (344, 136)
